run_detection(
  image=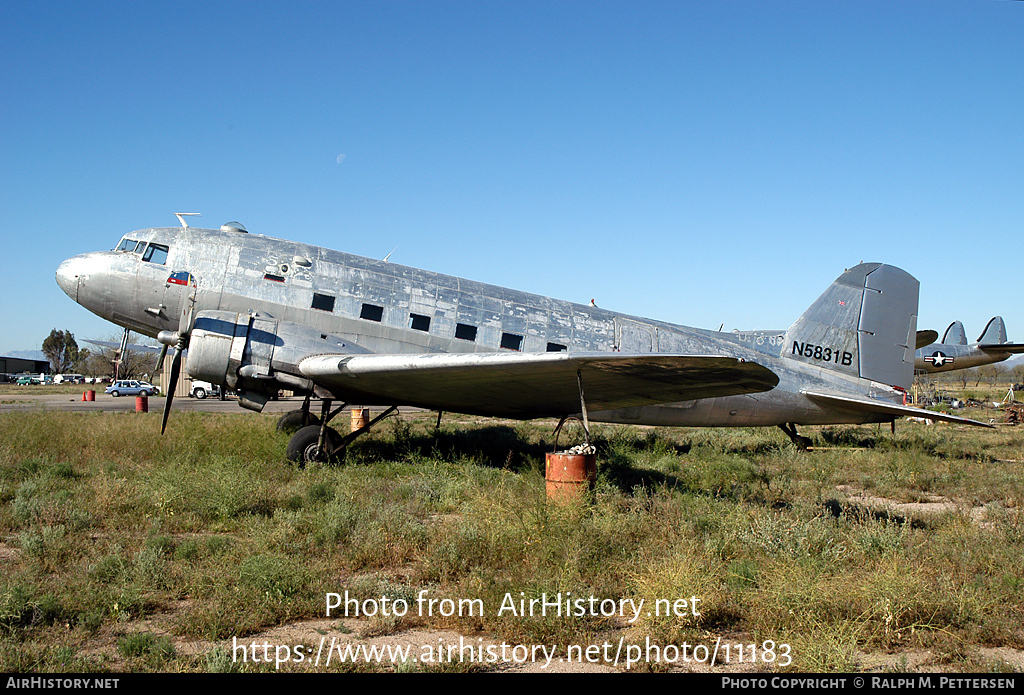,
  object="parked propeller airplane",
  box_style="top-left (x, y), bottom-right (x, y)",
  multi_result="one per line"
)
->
top-left (56, 217), bottom-right (988, 462)
top-left (915, 317), bottom-right (1024, 373)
